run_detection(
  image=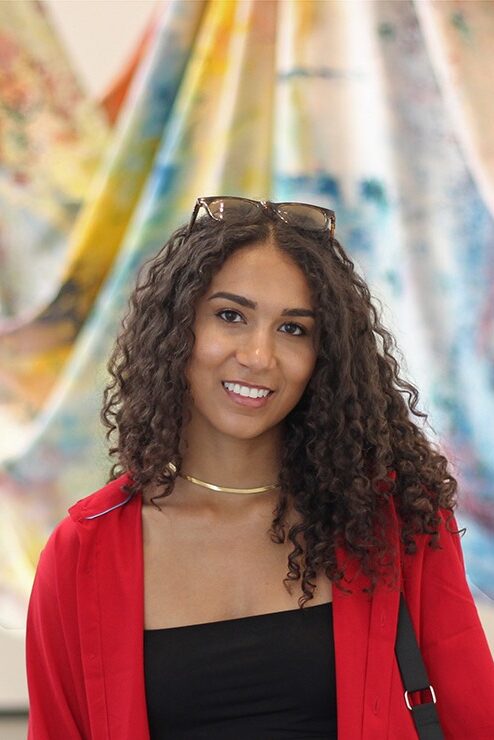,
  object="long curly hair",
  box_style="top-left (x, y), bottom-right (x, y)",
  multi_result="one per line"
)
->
top-left (101, 208), bottom-right (459, 605)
